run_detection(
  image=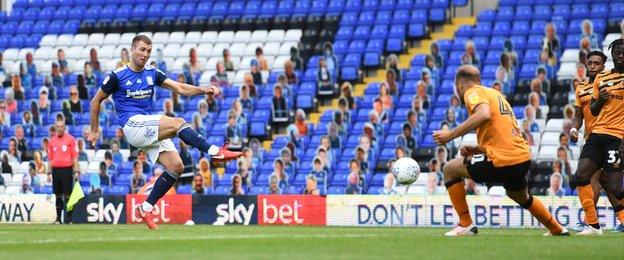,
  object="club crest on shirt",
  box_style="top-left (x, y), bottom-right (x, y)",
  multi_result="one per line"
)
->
top-left (146, 76), bottom-right (154, 85)
top-left (61, 145), bottom-right (67, 152)
top-left (468, 92), bottom-right (480, 105)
